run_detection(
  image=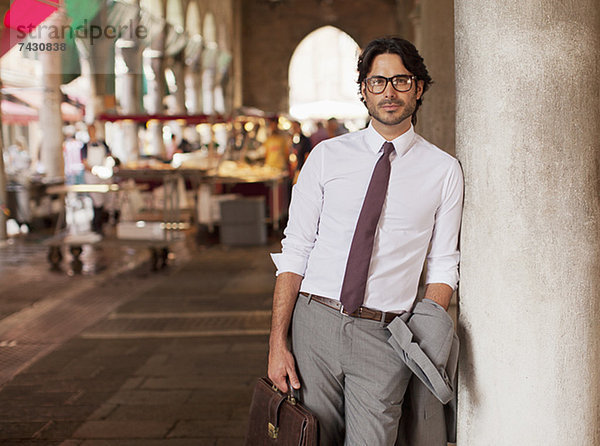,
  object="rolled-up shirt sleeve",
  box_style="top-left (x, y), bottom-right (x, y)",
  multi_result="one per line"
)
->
top-left (271, 144), bottom-right (324, 276)
top-left (425, 159), bottom-right (464, 289)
